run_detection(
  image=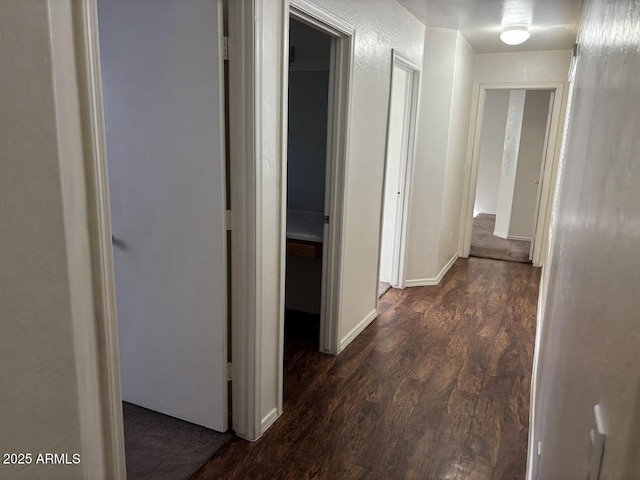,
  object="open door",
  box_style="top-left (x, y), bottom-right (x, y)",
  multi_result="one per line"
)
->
top-left (379, 51), bottom-right (420, 291)
top-left (530, 91), bottom-right (555, 260)
top-left (99, 0), bottom-right (228, 431)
